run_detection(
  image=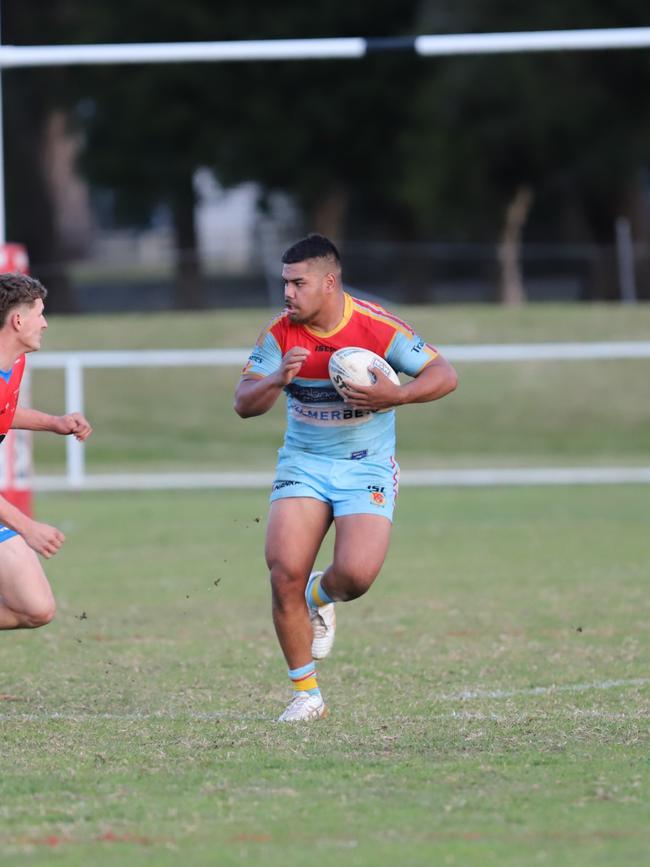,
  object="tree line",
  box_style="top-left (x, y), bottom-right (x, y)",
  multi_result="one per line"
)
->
top-left (4, 0), bottom-right (650, 308)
